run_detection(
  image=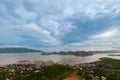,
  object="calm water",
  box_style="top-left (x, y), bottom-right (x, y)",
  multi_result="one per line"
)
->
top-left (0, 53), bottom-right (120, 65)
